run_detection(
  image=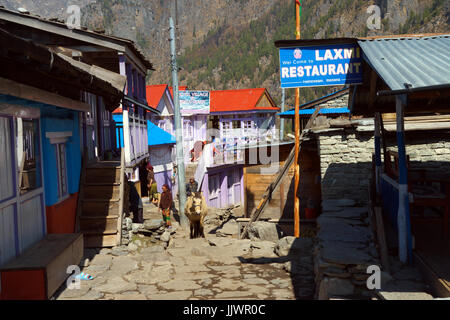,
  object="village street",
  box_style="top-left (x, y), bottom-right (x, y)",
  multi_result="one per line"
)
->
top-left (55, 201), bottom-right (315, 300)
